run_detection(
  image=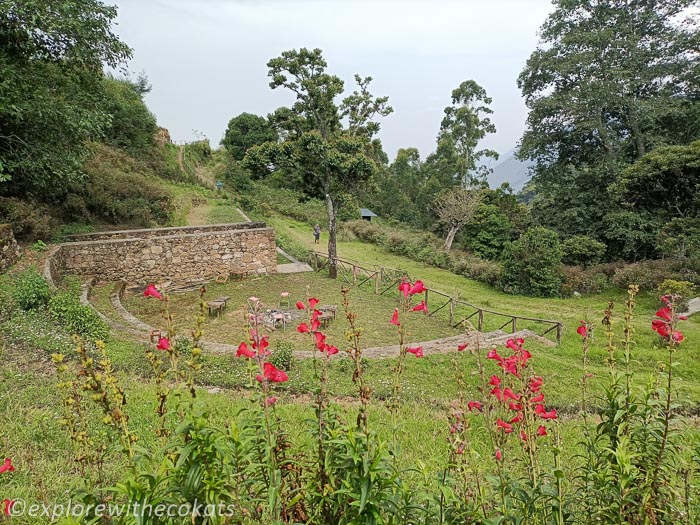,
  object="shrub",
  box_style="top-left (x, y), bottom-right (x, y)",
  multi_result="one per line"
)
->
top-left (562, 235), bottom-right (607, 268)
top-left (611, 258), bottom-right (700, 291)
top-left (269, 341), bottom-right (294, 371)
top-left (462, 203), bottom-right (512, 260)
top-left (0, 197), bottom-right (57, 241)
top-left (49, 289), bottom-right (109, 342)
top-left (12, 267), bottom-right (50, 310)
top-left (561, 265), bottom-right (610, 296)
top-left (657, 279), bottom-right (696, 311)
top-left (501, 226), bottom-right (564, 297)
